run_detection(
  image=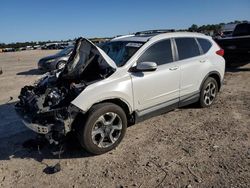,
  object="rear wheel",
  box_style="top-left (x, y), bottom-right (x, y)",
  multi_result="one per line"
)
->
top-left (199, 77), bottom-right (218, 108)
top-left (77, 103), bottom-right (127, 155)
